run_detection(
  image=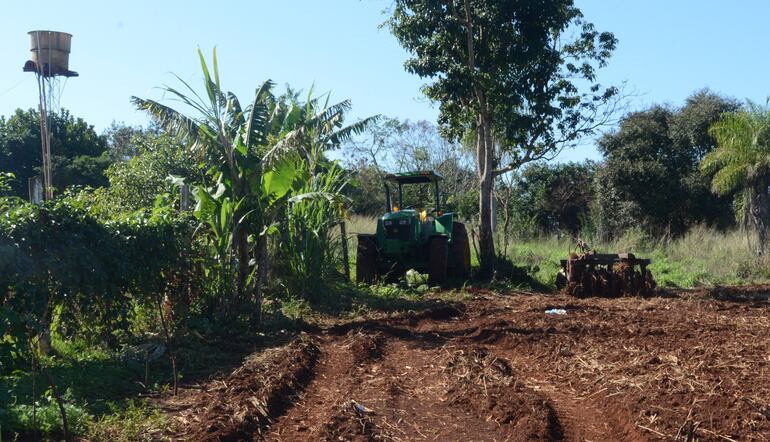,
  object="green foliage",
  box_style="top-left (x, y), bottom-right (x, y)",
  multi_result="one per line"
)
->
top-left (702, 100), bottom-right (770, 254)
top-left (104, 122), bottom-right (161, 162)
top-left (387, 0), bottom-right (618, 156)
top-left (103, 132), bottom-right (198, 213)
top-left (279, 297), bottom-right (313, 321)
top-left (6, 398), bottom-right (91, 437)
top-left (599, 90), bottom-right (739, 237)
top-left (280, 161), bottom-right (350, 299)
top-left (345, 161), bottom-right (388, 215)
top-left (0, 172), bottom-right (13, 193)
top-left (0, 196), bottom-right (194, 370)
top-left (404, 269), bottom-right (429, 290)
top-left (133, 49), bottom-right (290, 320)
top-left (87, 399), bottom-right (167, 442)
top-left (702, 101), bottom-right (770, 195)
top-left (0, 108), bottom-right (110, 197)
top-left (132, 49), bottom-right (376, 323)
top-left (499, 161), bottom-right (597, 238)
